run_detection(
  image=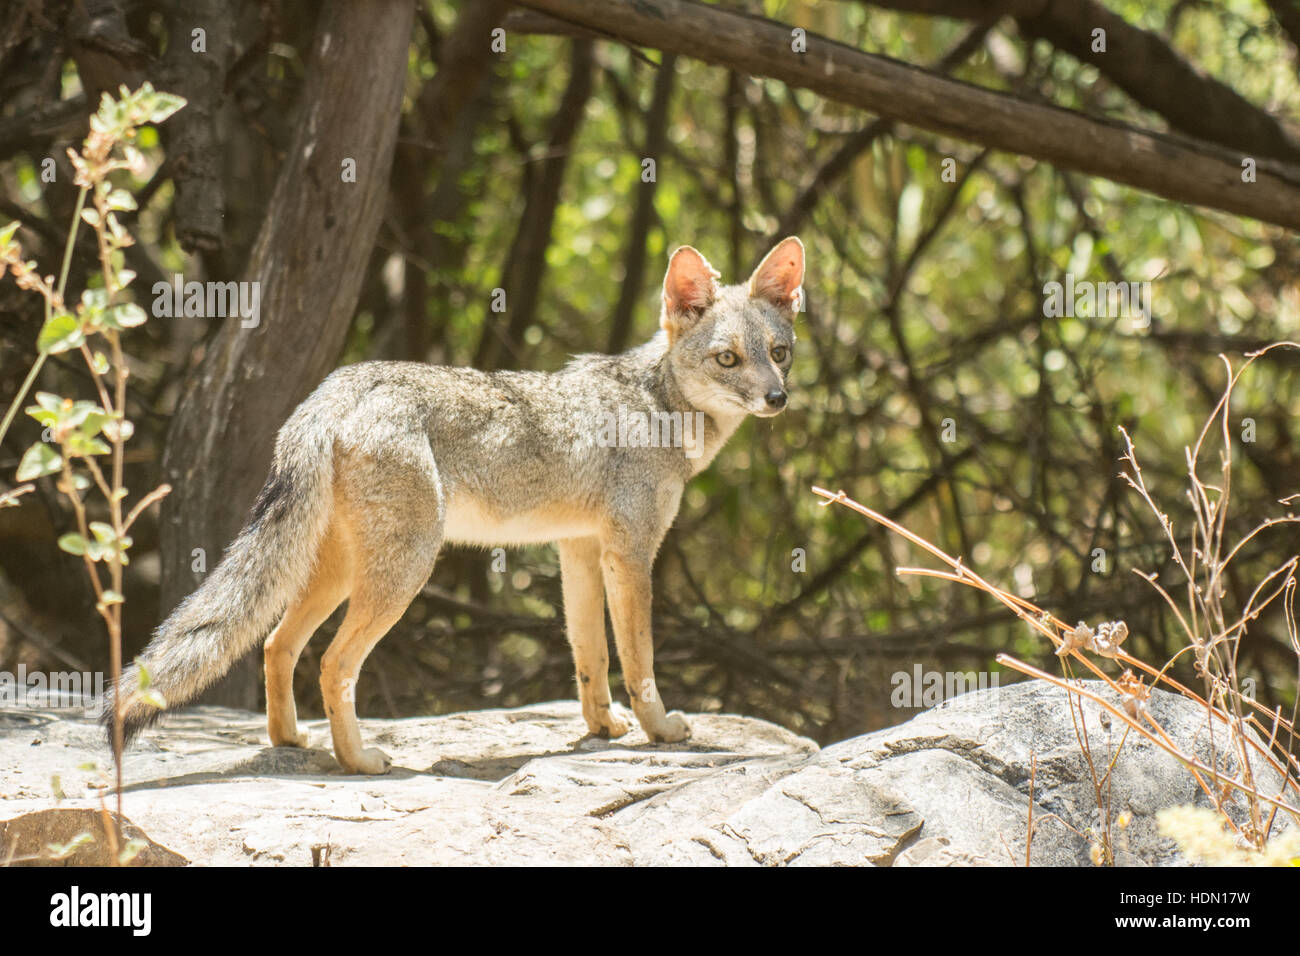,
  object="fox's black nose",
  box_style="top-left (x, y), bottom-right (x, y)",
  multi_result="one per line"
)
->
top-left (765, 390), bottom-right (787, 410)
